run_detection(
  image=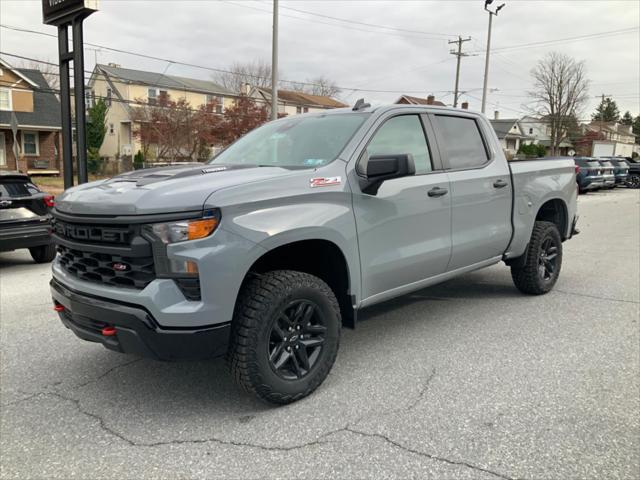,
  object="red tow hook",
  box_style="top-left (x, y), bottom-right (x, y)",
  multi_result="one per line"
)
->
top-left (53, 304), bottom-right (65, 312)
top-left (101, 326), bottom-right (117, 336)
